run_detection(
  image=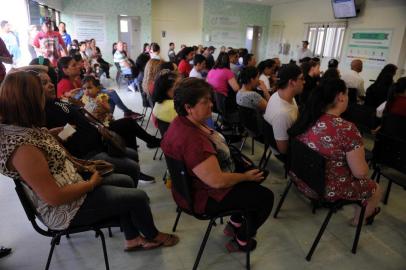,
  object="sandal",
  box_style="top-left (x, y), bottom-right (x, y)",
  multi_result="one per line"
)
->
top-left (365, 207), bottom-right (381, 225)
top-left (124, 239), bottom-right (161, 252)
top-left (153, 233), bottom-right (179, 247)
